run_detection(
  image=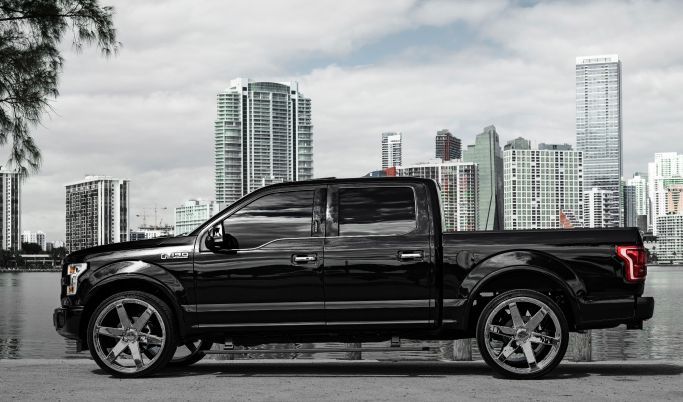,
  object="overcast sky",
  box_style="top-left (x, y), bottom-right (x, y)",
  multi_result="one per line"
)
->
top-left (17, 0), bottom-right (683, 241)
